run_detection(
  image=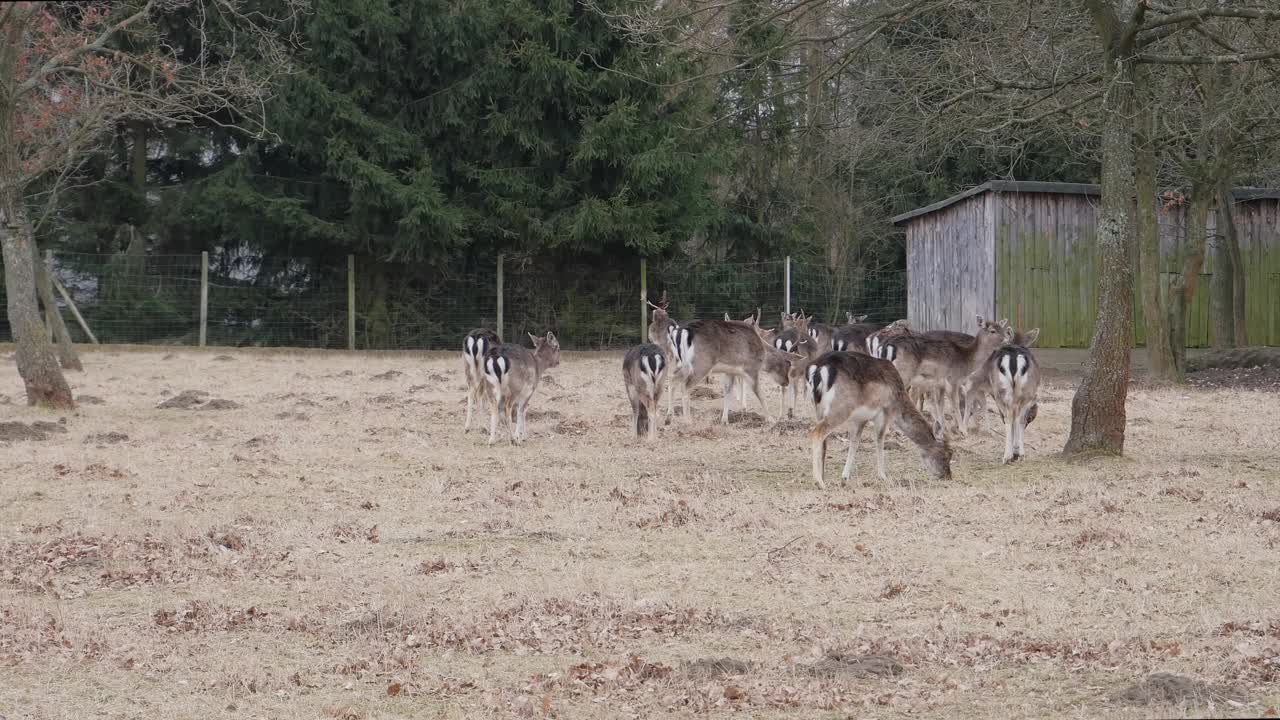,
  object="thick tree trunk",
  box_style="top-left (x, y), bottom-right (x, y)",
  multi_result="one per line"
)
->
top-left (1135, 91), bottom-right (1176, 383)
top-left (1216, 185), bottom-right (1247, 346)
top-left (1210, 196), bottom-right (1234, 350)
top-left (1064, 44), bottom-right (1135, 456)
top-left (0, 210), bottom-right (76, 408)
top-left (32, 238), bottom-right (83, 371)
